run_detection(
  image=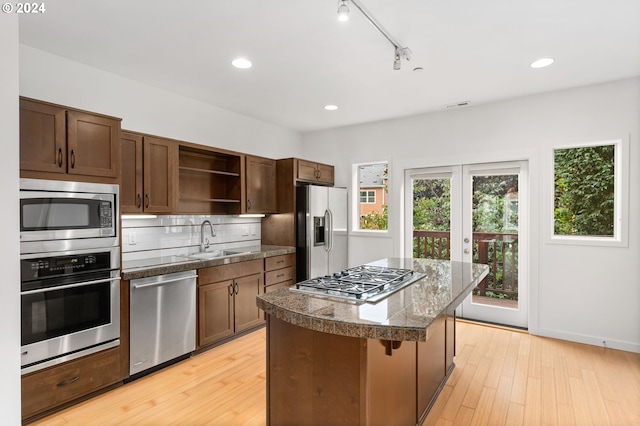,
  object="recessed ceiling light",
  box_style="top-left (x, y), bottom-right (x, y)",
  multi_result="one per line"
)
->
top-left (231, 58), bottom-right (252, 69)
top-left (324, 105), bottom-right (339, 111)
top-left (530, 58), bottom-right (554, 69)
